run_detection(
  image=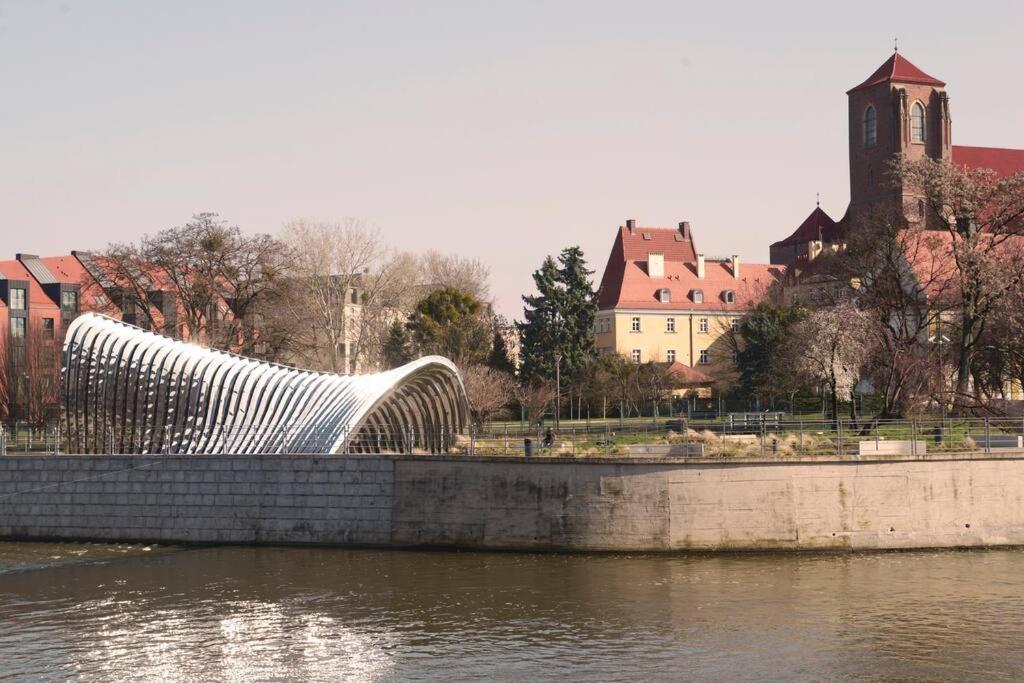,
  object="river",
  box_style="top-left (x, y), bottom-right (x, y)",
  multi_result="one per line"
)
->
top-left (1, 543), bottom-right (1022, 680)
